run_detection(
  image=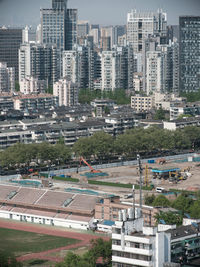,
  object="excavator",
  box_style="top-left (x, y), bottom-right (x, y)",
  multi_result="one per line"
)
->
top-left (79, 157), bottom-right (102, 173)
